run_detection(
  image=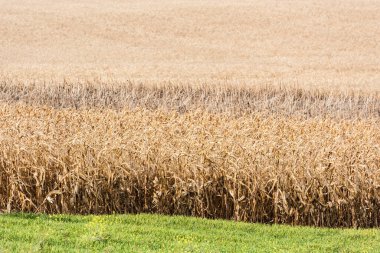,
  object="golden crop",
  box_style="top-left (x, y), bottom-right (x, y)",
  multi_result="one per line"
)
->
top-left (1, 0), bottom-right (379, 228)
top-left (1, 104), bottom-right (379, 227)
